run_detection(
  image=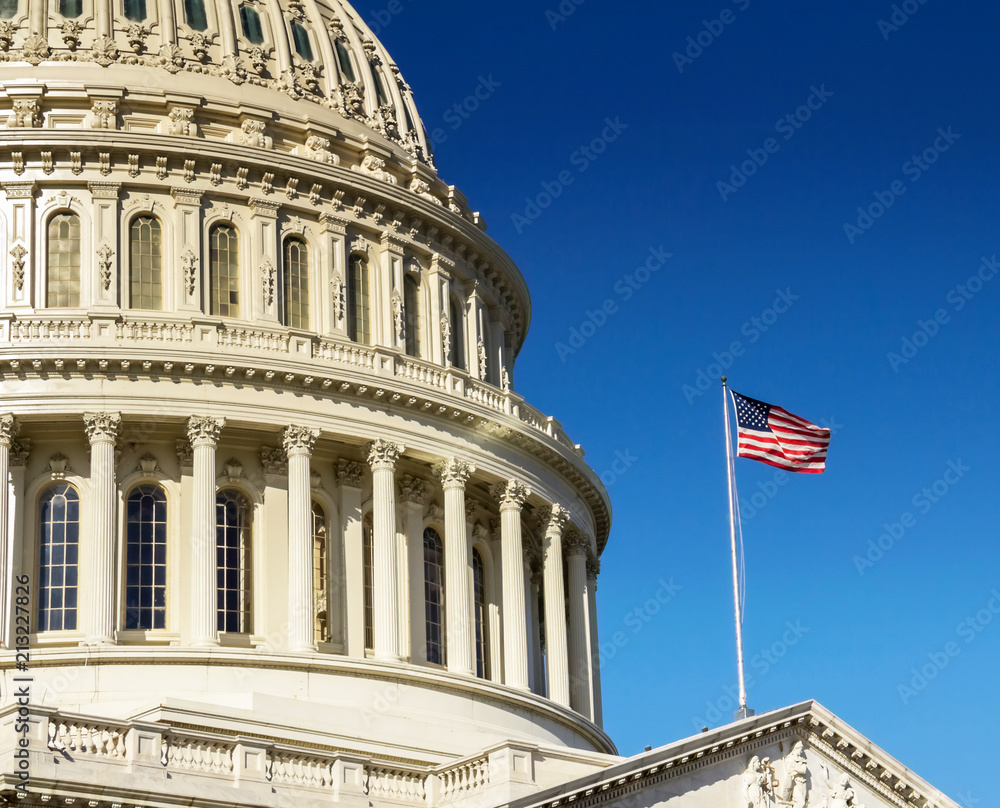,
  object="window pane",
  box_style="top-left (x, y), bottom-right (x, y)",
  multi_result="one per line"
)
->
top-left (473, 549), bottom-right (488, 679)
top-left (124, 485), bottom-right (168, 630)
top-left (38, 484), bottom-right (80, 632)
top-left (372, 68), bottom-right (388, 106)
top-left (363, 514), bottom-right (374, 651)
top-left (291, 21), bottom-right (313, 61)
top-left (58, 0), bottom-right (82, 17)
top-left (313, 502), bottom-right (328, 643)
top-left (404, 275), bottom-right (420, 358)
top-left (216, 490), bottom-right (252, 633)
top-left (184, 0), bottom-right (207, 30)
top-left (450, 298), bottom-right (465, 370)
top-left (130, 216), bottom-right (163, 310)
top-left (210, 224), bottom-right (240, 318)
top-left (347, 254), bottom-right (370, 344)
top-left (239, 4), bottom-right (264, 44)
top-left (123, 0), bottom-right (147, 21)
top-left (282, 239), bottom-right (310, 329)
top-left (424, 528), bottom-right (445, 665)
top-left (0, 0), bottom-right (18, 18)
top-left (335, 39), bottom-right (355, 82)
top-left (47, 213), bottom-right (81, 308)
